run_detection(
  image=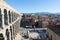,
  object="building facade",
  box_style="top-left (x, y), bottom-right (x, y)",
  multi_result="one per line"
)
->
top-left (46, 22), bottom-right (60, 40)
top-left (0, 0), bottom-right (22, 40)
